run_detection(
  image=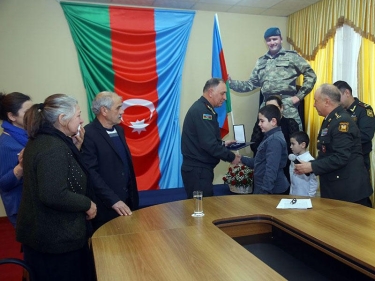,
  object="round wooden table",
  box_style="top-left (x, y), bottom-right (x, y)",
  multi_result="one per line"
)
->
top-left (92, 195), bottom-right (375, 280)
